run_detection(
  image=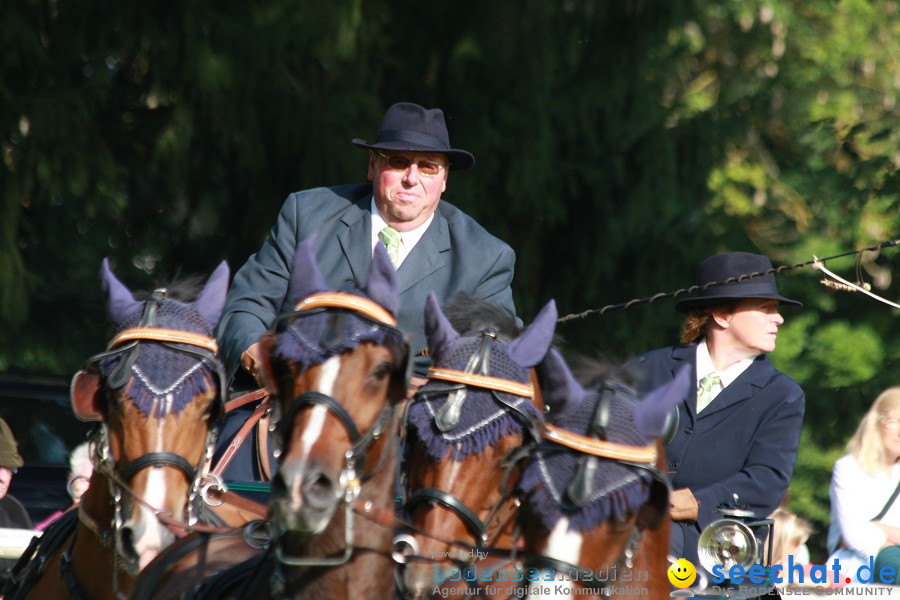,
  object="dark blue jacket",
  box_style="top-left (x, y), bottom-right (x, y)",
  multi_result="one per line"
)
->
top-left (630, 344), bottom-right (805, 566)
